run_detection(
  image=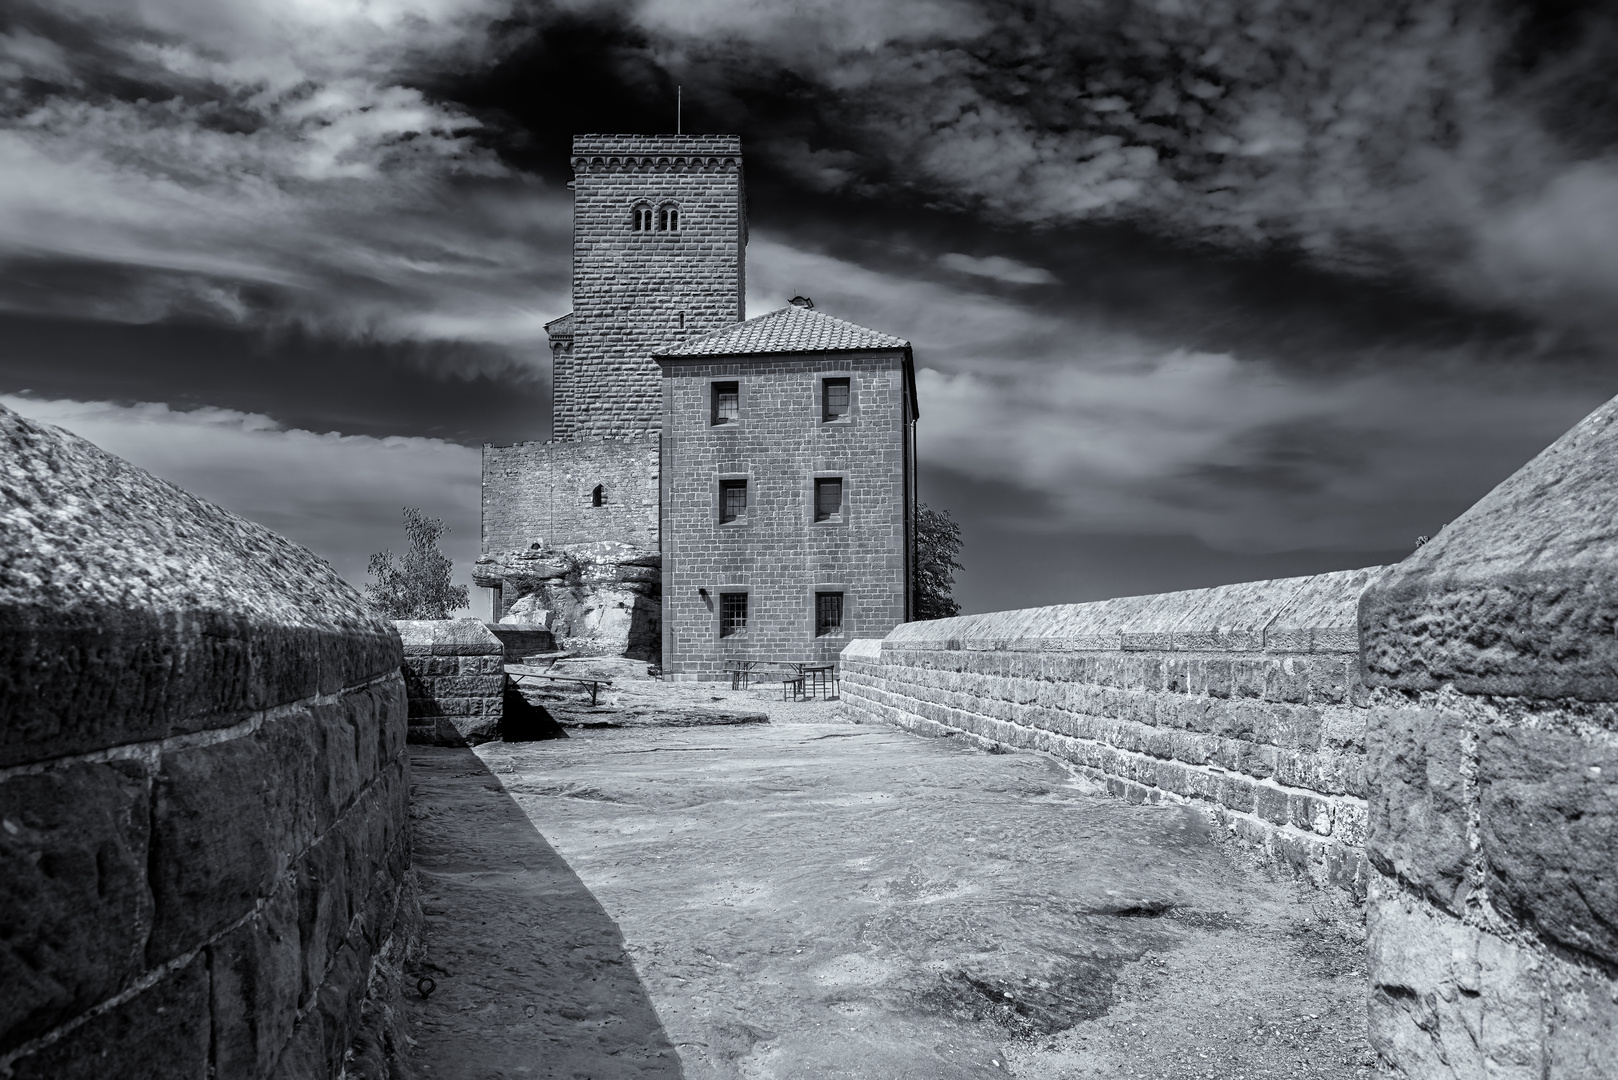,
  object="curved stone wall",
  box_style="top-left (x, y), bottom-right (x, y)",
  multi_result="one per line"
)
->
top-left (840, 566), bottom-right (1384, 893)
top-left (1360, 394), bottom-right (1618, 1078)
top-left (0, 404), bottom-right (416, 1079)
